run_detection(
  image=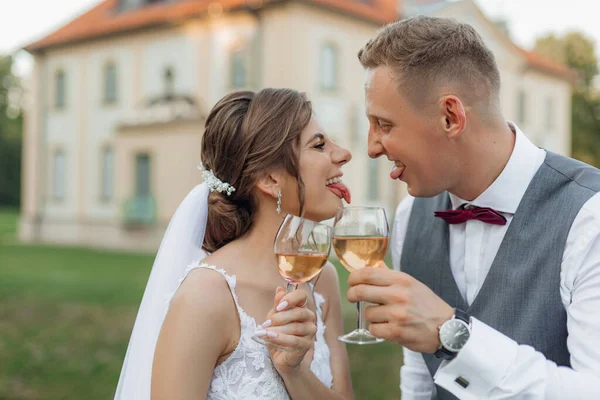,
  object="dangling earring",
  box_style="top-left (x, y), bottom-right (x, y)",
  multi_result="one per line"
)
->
top-left (277, 189), bottom-right (282, 215)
